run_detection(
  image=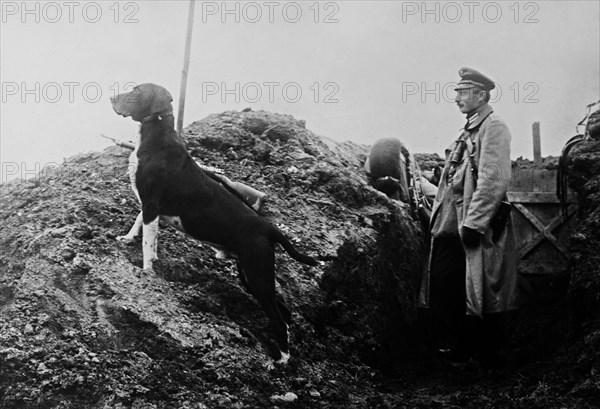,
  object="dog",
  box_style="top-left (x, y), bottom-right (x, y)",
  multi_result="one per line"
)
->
top-left (110, 83), bottom-right (318, 363)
